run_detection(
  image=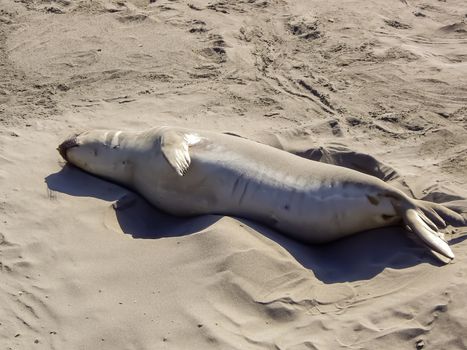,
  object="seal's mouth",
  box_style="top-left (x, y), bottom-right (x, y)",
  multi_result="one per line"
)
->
top-left (57, 133), bottom-right (82, 161)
